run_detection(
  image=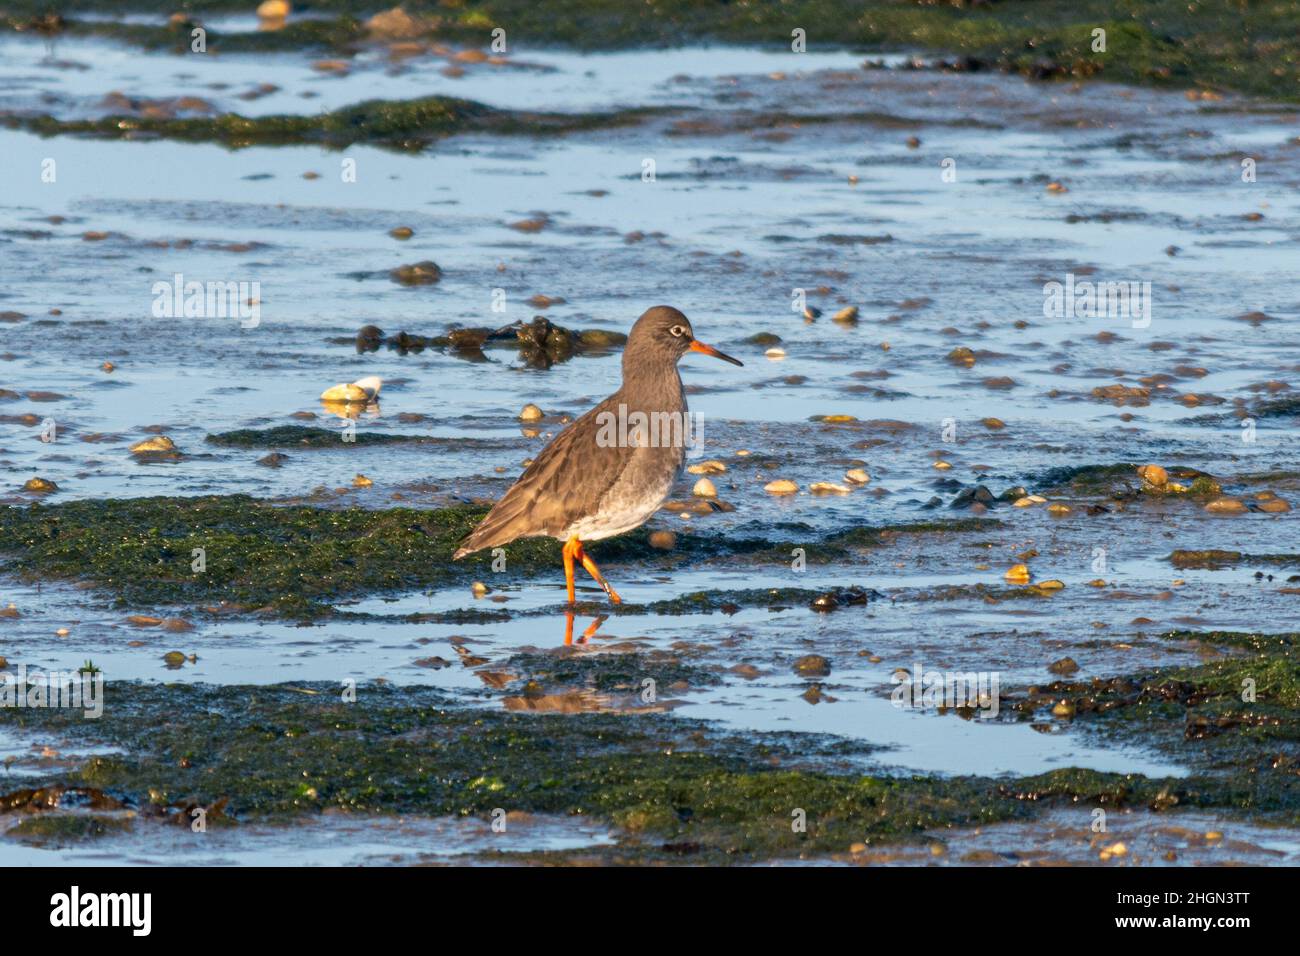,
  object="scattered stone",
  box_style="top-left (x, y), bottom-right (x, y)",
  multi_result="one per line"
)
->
top-left (981, 417), bottom-right (1005, 429)
top-left (1047, 657), bottom-right (1079, 675)
top-left (832, 306), bottom-right (859, 325)
top-left (23, 477), bottom-right (57, 493)
top-left (692, 478), bottom-right (717, 498)
top-left (810, 482), bottom-right (851, 495)
top-left (471, 581), bottom-right (489, 597)
top-left (844, 468), bottom-right (870, 484)
top-left (390, 261), bottom-right (441, 285)
top-left (1138, 464), bottom-right (1168, 487)
top-left (764, 479), bottom-right (798, 495)
top-left (353, 474), bottom-right (373, 488)
top-left (129, 436), bottom-right (178, 454)
top-left (1204, 497), bottom-right (1247, 515)
top-left (647, 530), bottom-right (677, 550)
top-left (389, 226), bottom-right (414, 240)
top-left (1004, 564), bottom-right (1031, 584)
top-left (518, 403), bottom-right (544, 422)
top-left (321, 376), bottom-right (381, 403)
top-left (792, 654), bottom-right (831, 677)
top-left (257, 452), bottom-right (289, 468)
top-left (687, 460), bottom-right (727, 475)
